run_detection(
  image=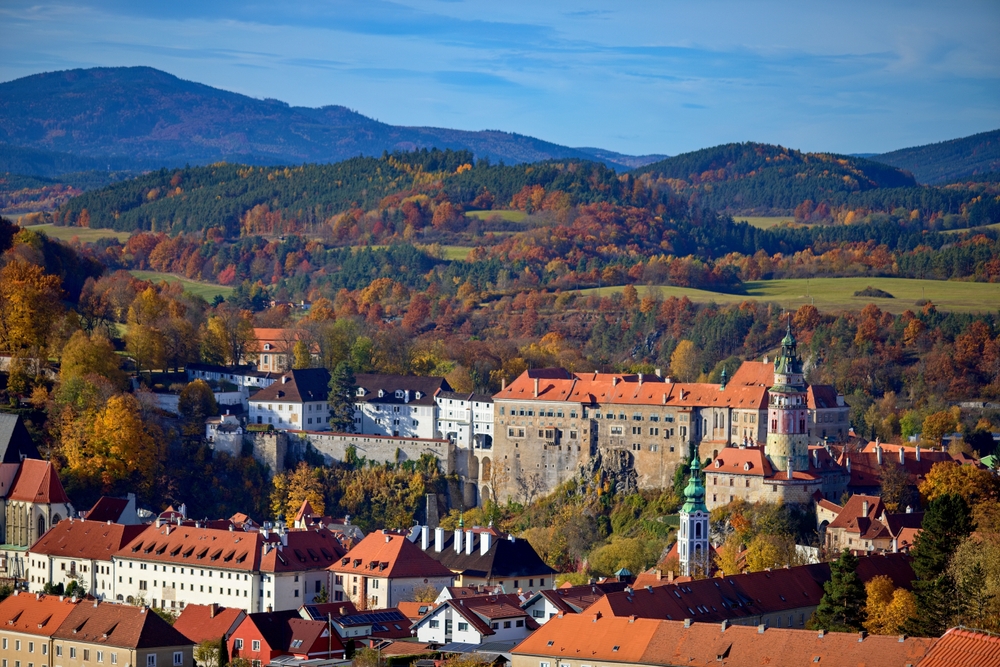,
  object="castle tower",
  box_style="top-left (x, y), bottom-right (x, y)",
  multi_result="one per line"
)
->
top-left (765, 322), bottom-right (810, 473)
top-left (678, 455), bottom-right (710, 577)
